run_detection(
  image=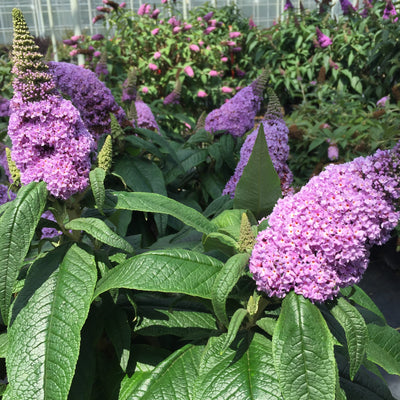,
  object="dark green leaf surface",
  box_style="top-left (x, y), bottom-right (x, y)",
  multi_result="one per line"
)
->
top-left (211, 253), bottom-right (250, 326)
top-left (193, 333), bottom-right (282, 400)
top-left (220, 308), bottom-right (248, 354)
top-left (273, 292), bottom-right (336, 400)
top-left (122, 344), bottom-right (204, 400)
top-left (5, 244), bottom-right (97, 400)
top-left (233, 125), bottom-right (282, 219)
top-left (65, 217), bottom-right (134, 253)
top-left (94, 249), bottom-right (223, 300)
top-left (0, 181), bottom-right (47, 324)
top-left (89, 168), bottom-right (106, 214)
top-left (341, 286), bottom-right (385, 322)
top-left (105, 191), bottom-right (215, 234)
top-left (366, 322), bottom-right (400, 376)
top-left (330, 297), bottom-right (368, 379)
